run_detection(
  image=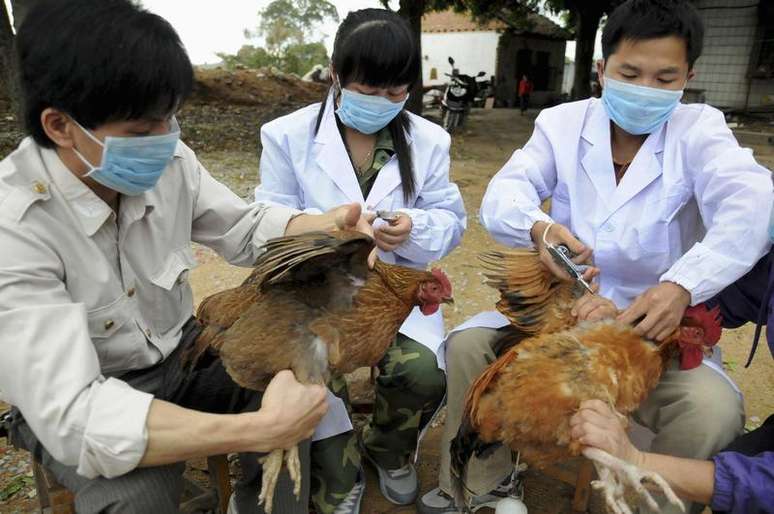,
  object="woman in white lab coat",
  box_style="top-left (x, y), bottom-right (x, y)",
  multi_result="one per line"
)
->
top-left (253, 8), bottom-right (466, 513)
